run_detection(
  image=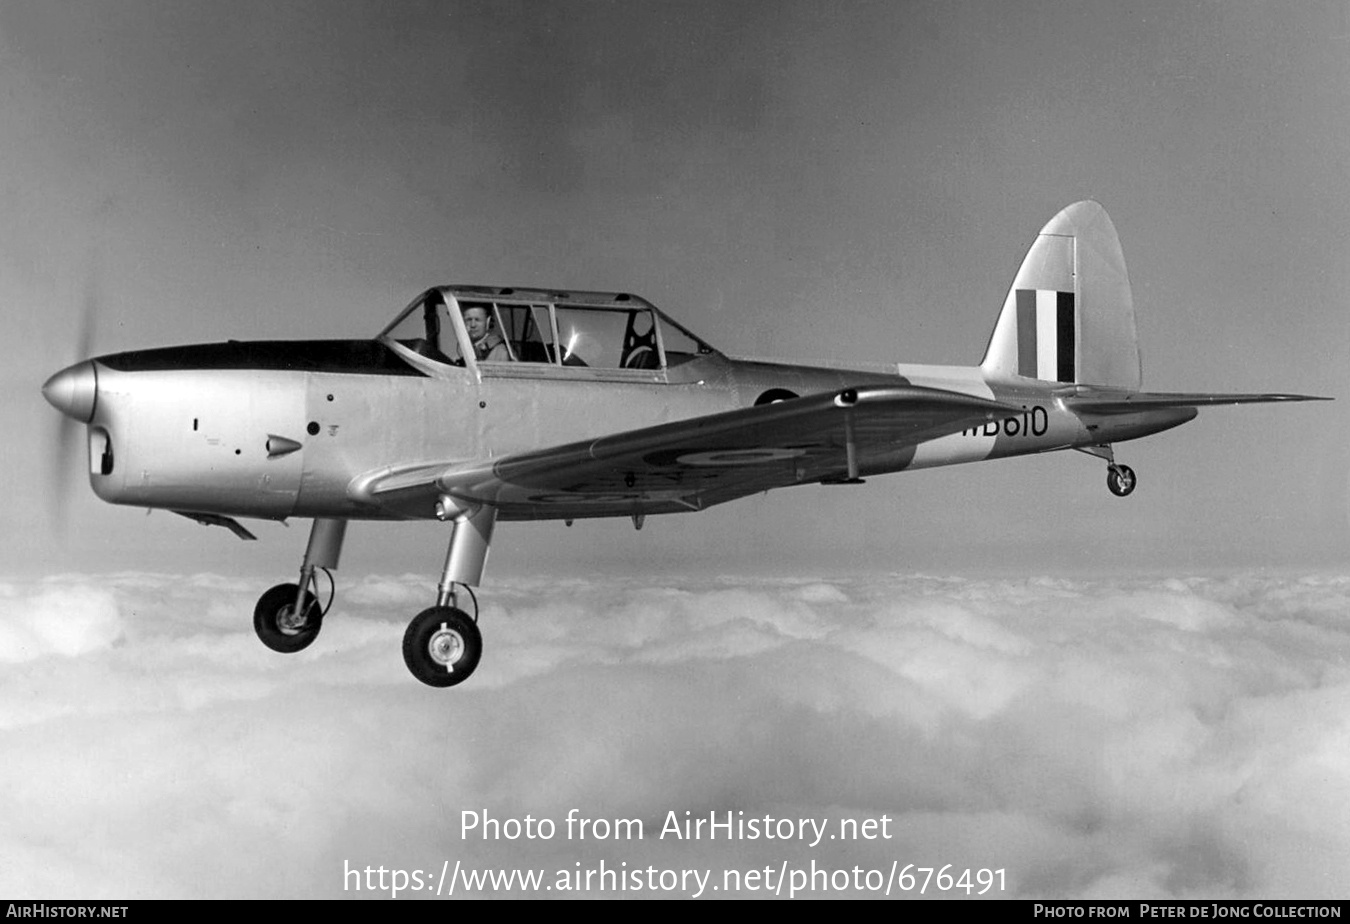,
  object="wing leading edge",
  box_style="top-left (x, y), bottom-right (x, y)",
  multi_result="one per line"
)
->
top-left (352, 385), bottom-right (1020, 521)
